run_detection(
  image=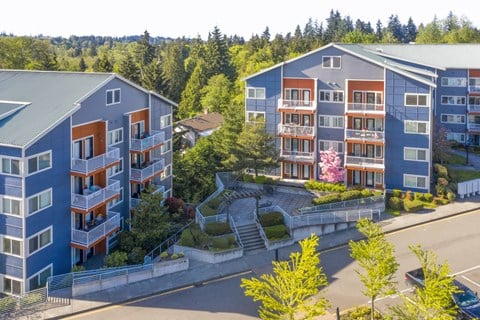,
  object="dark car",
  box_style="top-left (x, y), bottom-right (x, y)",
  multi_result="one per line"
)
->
top-left (452, 280), bottom-right (480, 320)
